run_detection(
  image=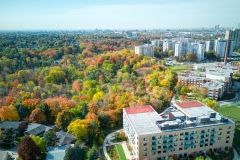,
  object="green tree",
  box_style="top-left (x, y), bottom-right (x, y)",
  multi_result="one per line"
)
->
top-left (64, 145), bottom-right (87, 160)
top-left (238, 48), bottom-right (240, 53)
top-left (44, 66), bottom-right (66, 84)
top-left (29, 135), bottom-right (46, 152)
top-left (0, 128), bottom-right (16, 147)
top-left (186, 52), bottom-right (197, 62)
top-left (43, 130), bottom-right (59, 147)
top-left (205, 50), bottom-right (216, 60)
top-left (18, 136), bottom-right (41, 160)
top-left (180, 86), bottom-right (189, 95)
top-left (168, 50), bottom-right (175, 57)
top-left (89, 147), bottom-right (99, 160)
top-left (55, 110), bottom-right (75, 130)
top-left (18, 105), bottom-right (27, 120)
